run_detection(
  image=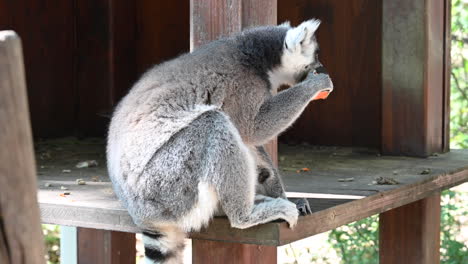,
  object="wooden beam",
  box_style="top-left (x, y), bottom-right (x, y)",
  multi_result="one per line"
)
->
top-left (381, 1), bottom-right (448, 263)
top-left (77, 228), bottom-right (136, 264)
top-left (190, 0), bottom-right (278, 262)
top-left (0, 30), bottom-right (44, 264)
top-left (379, 193), bottom-right (441, 264)
top-left (382, 0), bottom-right (447, 157)
top-left (192, 240), bottom-right (277, 264)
